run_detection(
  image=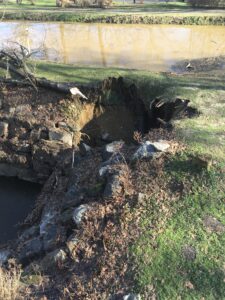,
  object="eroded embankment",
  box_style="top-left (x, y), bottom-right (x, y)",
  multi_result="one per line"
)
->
top-left (0, 77), bottom-right (198, 299)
